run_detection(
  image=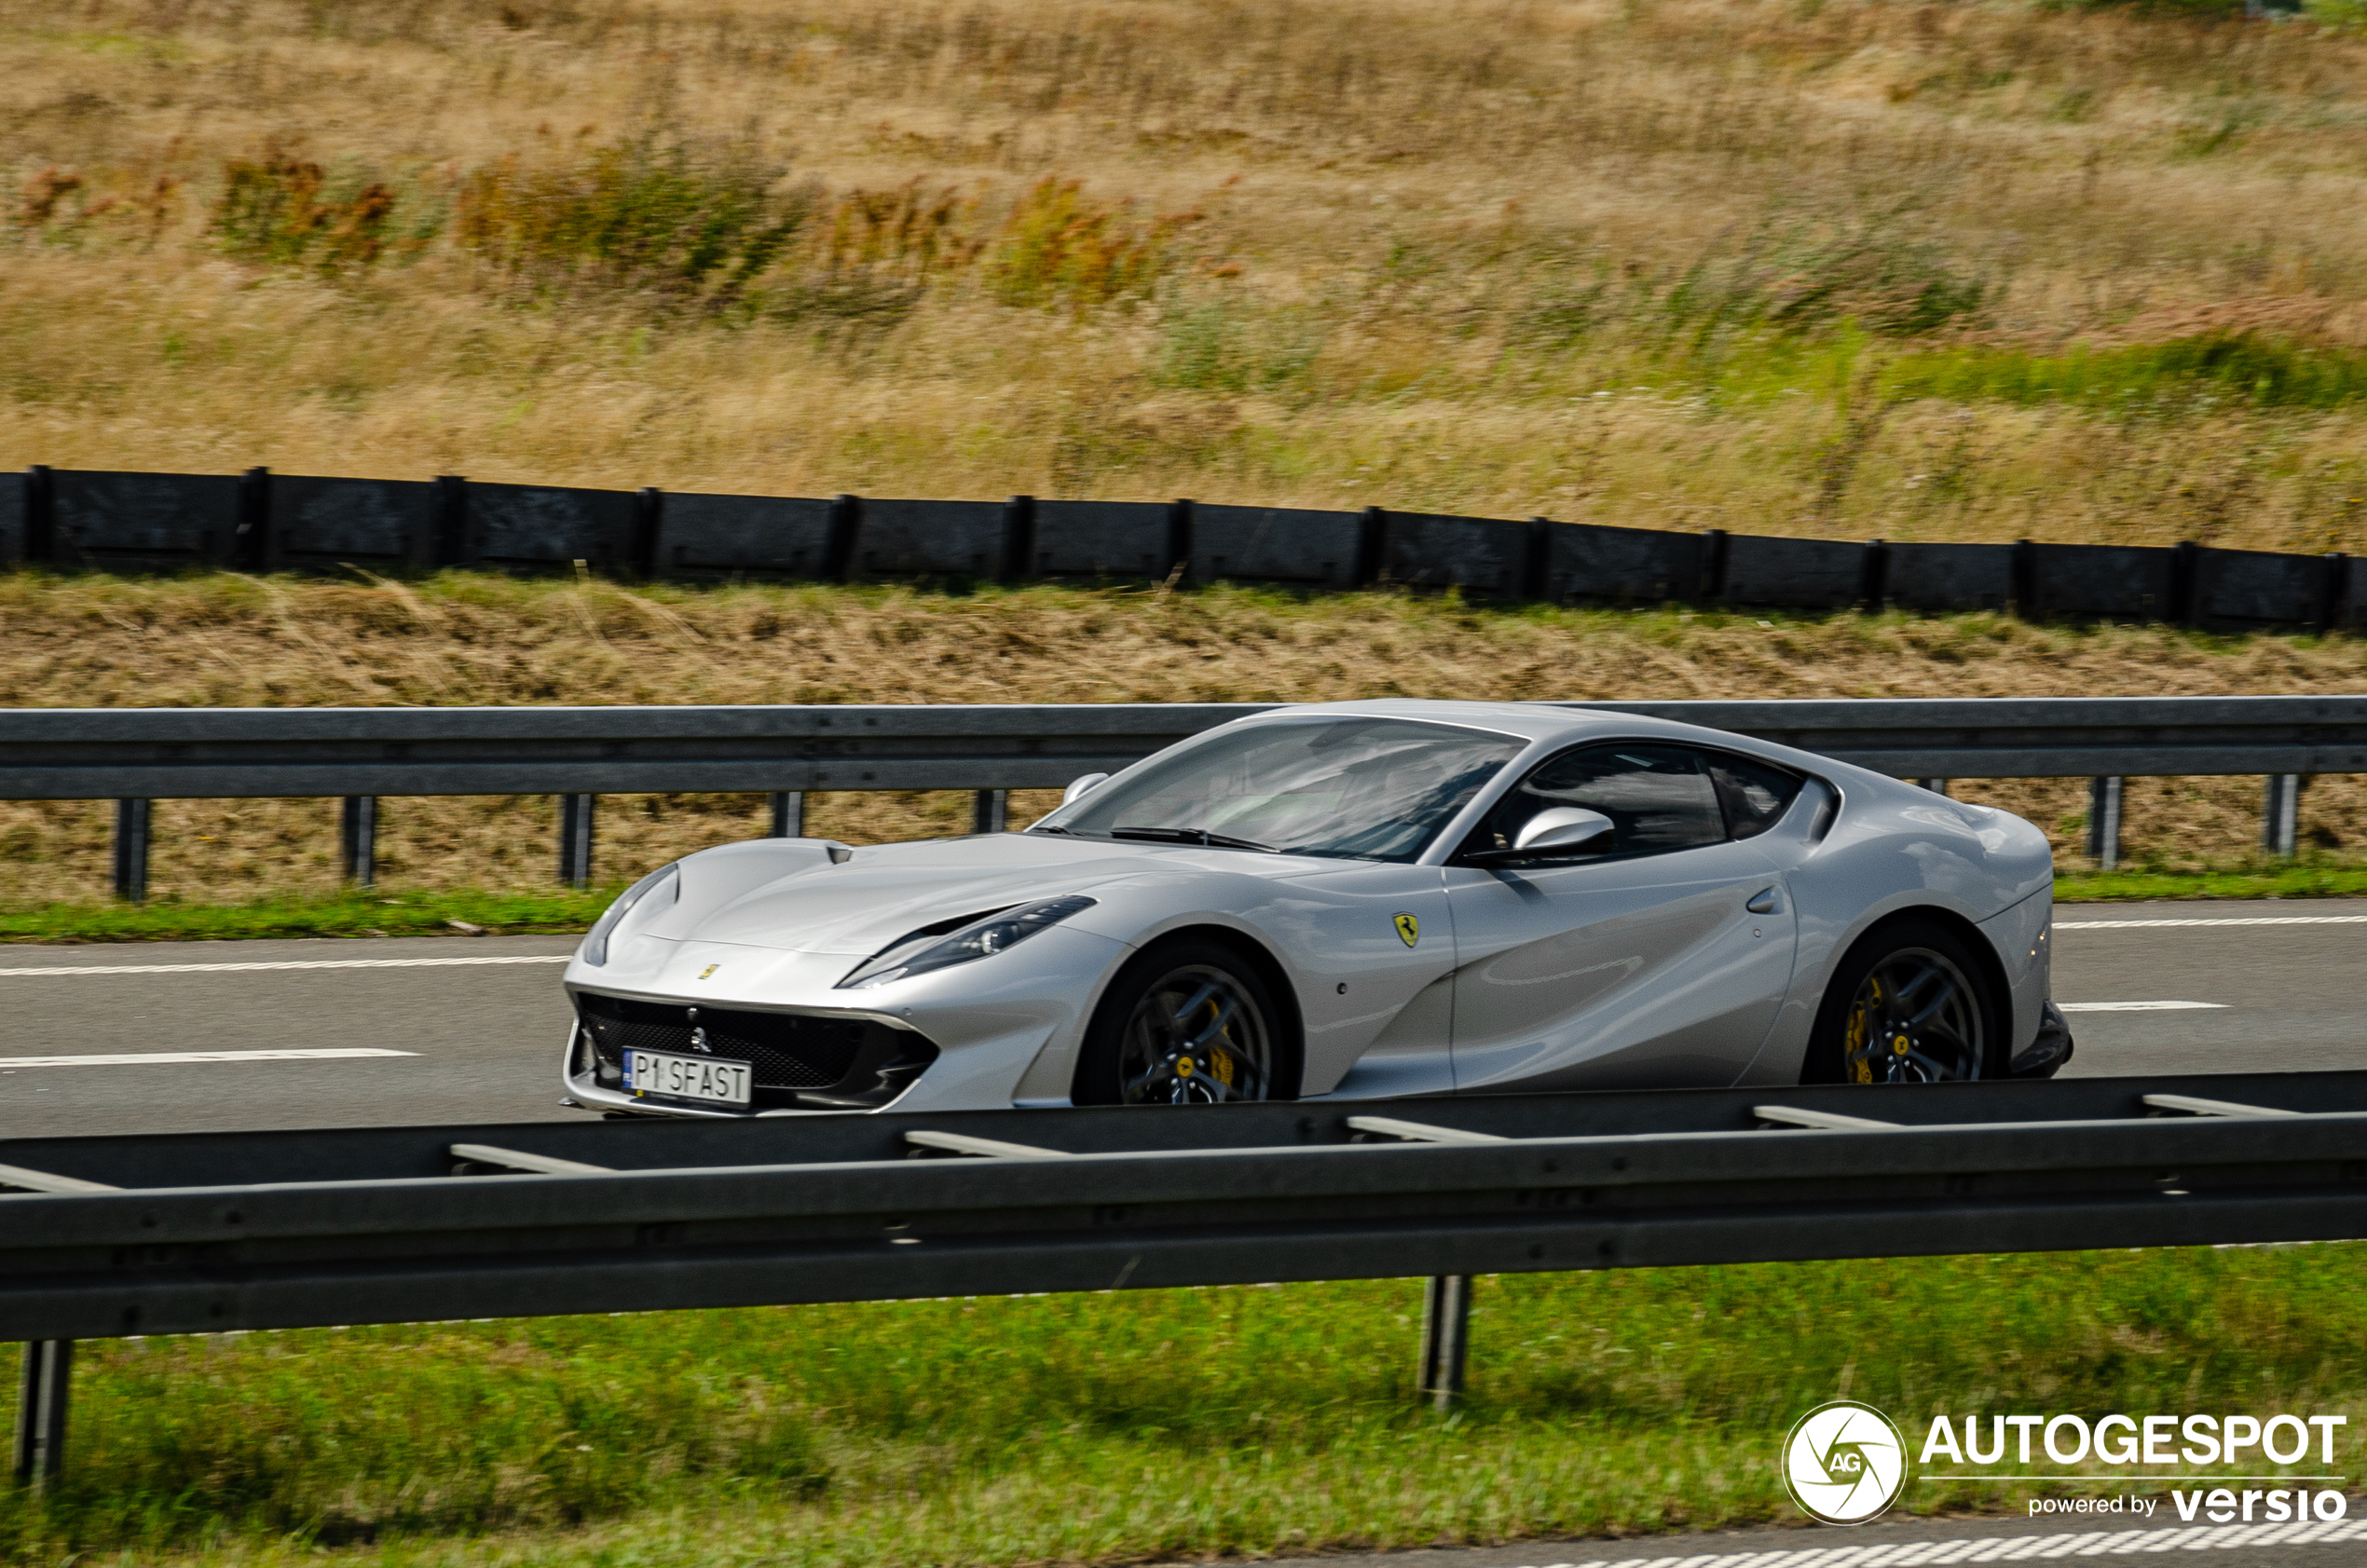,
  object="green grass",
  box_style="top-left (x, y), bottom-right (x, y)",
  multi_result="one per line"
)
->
top-left (2054, 863), bottom-right (2367, 901)
top-left (0, 887), bottom-right (623, 944)
top-left (4, 1247), bottom-right (2360, 1564)
top-left (1883, 333), bottom-right (2367, 412)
